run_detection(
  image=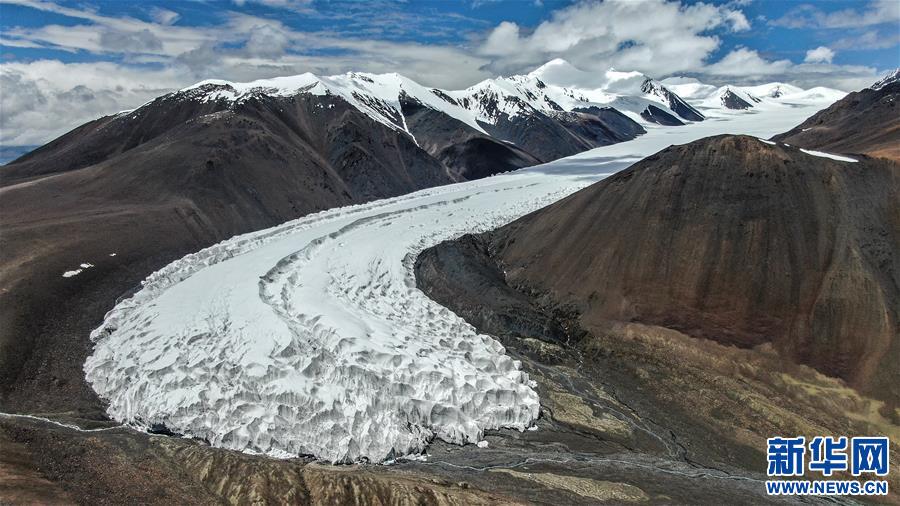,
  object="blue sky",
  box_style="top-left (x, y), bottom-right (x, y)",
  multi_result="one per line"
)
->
top-left (1, 0), bottom-right (898, 148)
top-left (3, 1), bottom-right (897, 70)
